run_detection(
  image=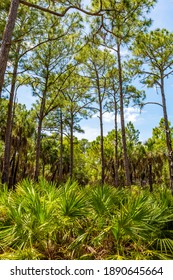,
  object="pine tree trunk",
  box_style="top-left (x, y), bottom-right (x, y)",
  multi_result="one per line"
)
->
top-left (160, 76), bottom-right (173, 193)
top-left (148, 161), bottom-right (153, 192)
top-left (59, 109), bottom-right (63, 182)
top-left (8, 151), bottom-right (16, 189)
top-left (34, 92), bottom-right (46, 181)
top-left (95, 66), bottom-right (105, 186)
top-left (114, 95), bottom-right (119, 187)
top-left (0, 0), bottom-right (20, 98)
top-left (69, 111), bottom-right (74, 180)
top-left (117, 42), bottom-right (131, 186)
top-left (99, 104), bottom-right (105, 186)
top-left (2, 45), bottom-right (19, 186)
top-left (13, 153), bottom-right (19, 186)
